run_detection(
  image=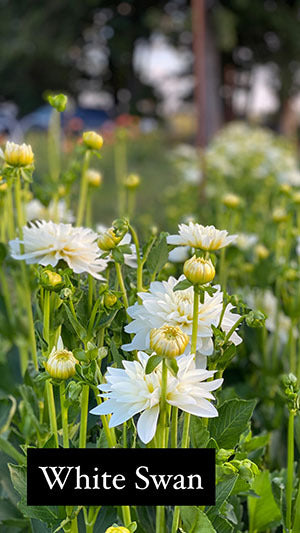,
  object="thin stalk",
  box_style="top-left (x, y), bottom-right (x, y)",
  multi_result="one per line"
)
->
top-left (0, 265), bottom-right (14, 324)
top-left (6, 186), bottom-right (15, 240)
top-left (60, 382), bottom-right (69, 448)
top-left (46, 381), bottom-right (58, 447)
top-left (219, 247), bottom-right (227, 289)
top-left (43, 289), bottom-right (50, 348)
top-left (76, 151), bottom-right (91, 227)
top-left (129, 225), bottom-right (143, 292)
top-left (115, 262), bottom-right (128, 308)
top-left (224, 315), bottom-right (245, 343)
top-left (156, 359), bottom-right (168, 533)
top-left (121, 506), bottom-right (132, 527)
top-left (79, 385), bottom-right (89, 448)
top-left (171, 407), bottom-right (178, 448)
top-left (286, 410), bottom-right (295, 531)
top-left (123, 422), bottom-right (127, 448)
top-left (289, 319), bottom-right (296, 375)
top-left (88, 275), bottom-right (94, 315)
